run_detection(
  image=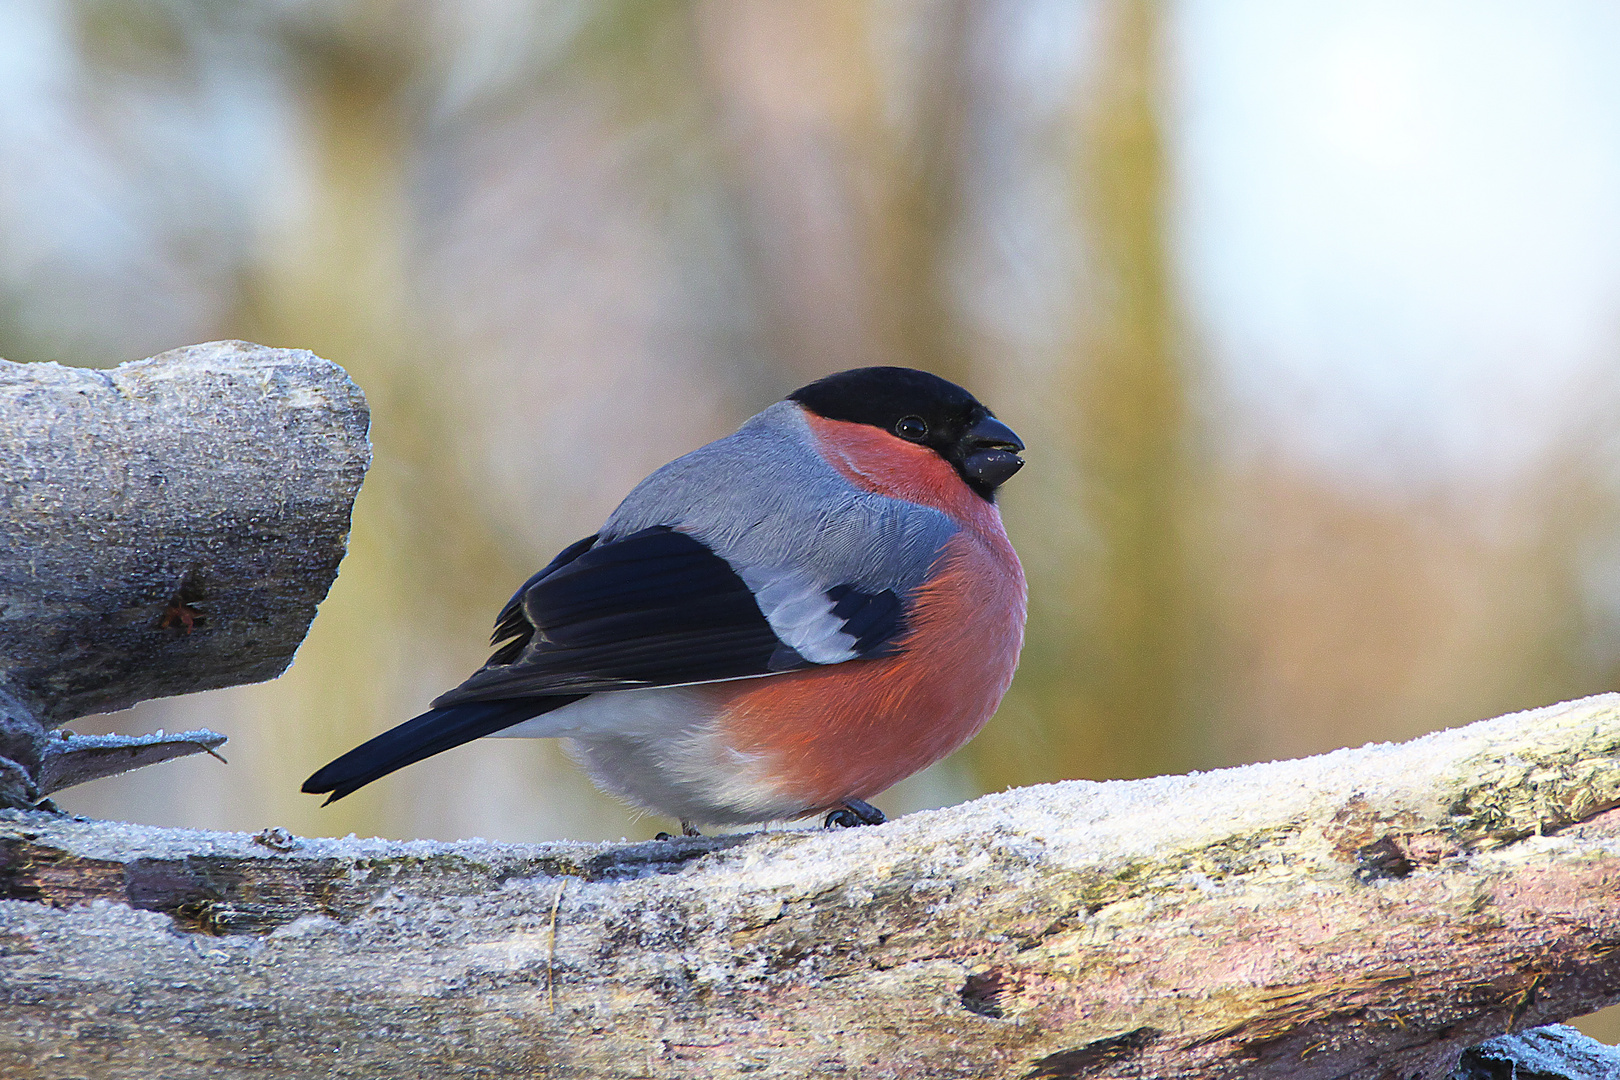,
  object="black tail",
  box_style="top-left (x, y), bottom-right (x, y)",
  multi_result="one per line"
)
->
top-left (301, 696), bottom-right (584, 804)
